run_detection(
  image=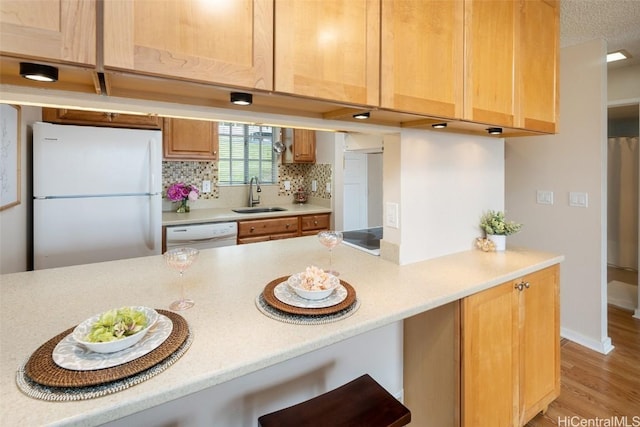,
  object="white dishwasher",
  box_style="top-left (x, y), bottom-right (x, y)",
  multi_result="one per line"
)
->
top-left (165, 222), bottom-right (238, 250)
